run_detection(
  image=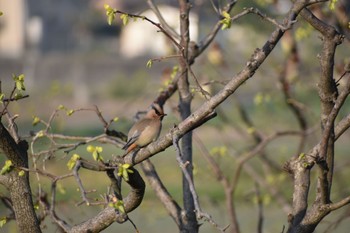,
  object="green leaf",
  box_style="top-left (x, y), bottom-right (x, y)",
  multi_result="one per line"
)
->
top-left (67, 154), bottom-right (80, 170)
top-left (36, 130), bottom-right (44, 138)
top-left (0, 93), bottom-right (4, 103)
top-left (13, 74), bottom-right (26, 91)
top-left (116, 200), bottom-right (126, 213)
top-left (254, 92), bottom-right (264, 106)
top-left (109, 199), bottom-right (126, 213)
top-left (34, 204), bottom-right (39, 210)
top-left (57, 104), bottom-right (66, 110)
top-left (104, 4), bottom-right (116, 25)
top-left (57, 183), bottom-right (66, 194)
top-left (87, 145), bottom-right (104, 162)
top-left (117, 163), bottom-right (133, 181)
top-left (0, 160), bottom-right (13, 175)
top-left (146, 59), bottom-right (153, 68)
top-left (220, 11), bottom-right (231, 30)
top-left (120, 14), bottom-right (129, 26)
top-left (87, 145), bottom-right (95, 153)
top-left (32, 116), bottom-right (40, 126)
top-left (14, 92), bottom-right (23, 100)
top-left (329, 0), bottom-right (337, 10)
top-left (66, 109), bottom-right (74, 116)
top-left (113, 117), bottom-right (119, 122)
top-left (170, 65), bottom-right (179, 79)
top-left (0, 217), bottom-right (7, 228)
top-left (18, 170), bottom-right (25, 177)
top-left (96, 146), bottom-right (103, 153)
top-left (246, 127), bottom-right (255, 134)
top-left (221, 11), bottom-right (230, 19)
